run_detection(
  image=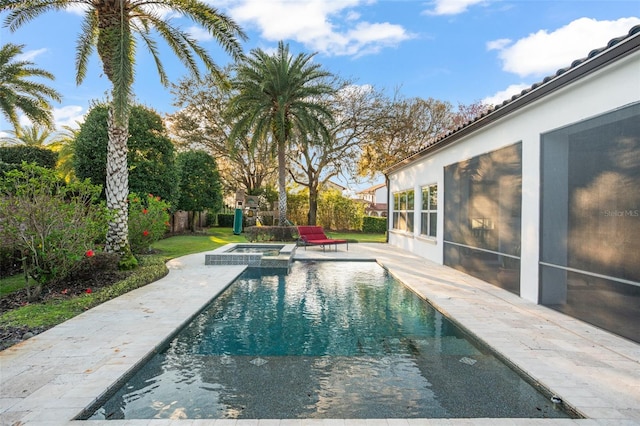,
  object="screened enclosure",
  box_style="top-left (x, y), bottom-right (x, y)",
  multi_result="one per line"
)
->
top-left (540, 103), bottom-right (640, 342)
top-left (443, 143), bottom-right (523, 295)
